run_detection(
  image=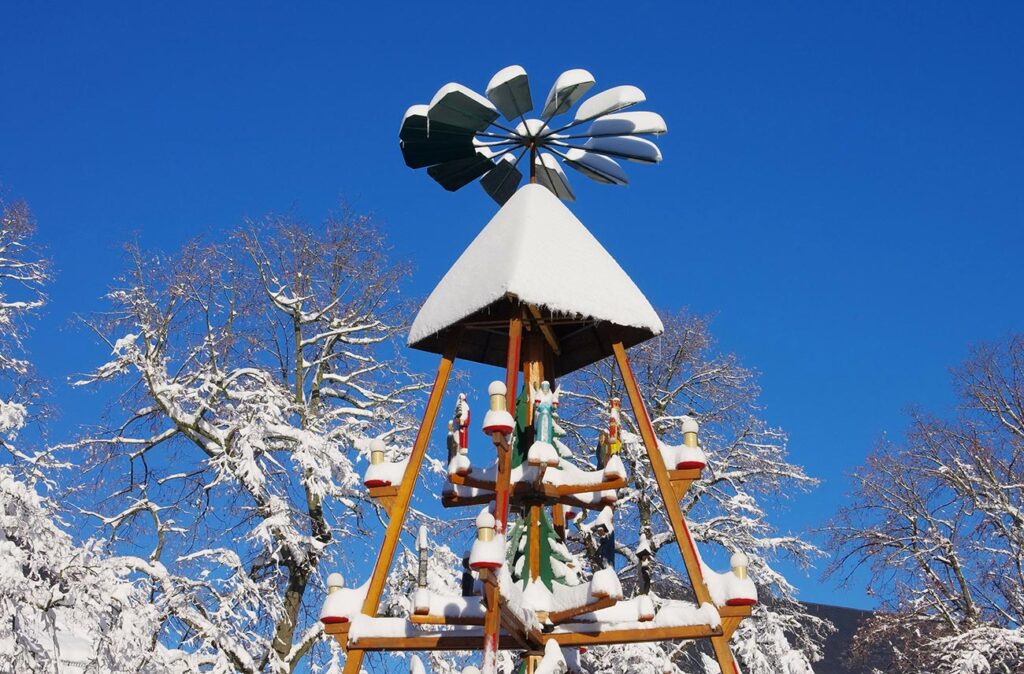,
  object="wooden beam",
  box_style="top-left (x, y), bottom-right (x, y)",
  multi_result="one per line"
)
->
top-left (526, 303), bottom-right (560, 355)
top-left (541, 623), bottom-right (721, 647)
top-left (710, 635), bottom-right (742, 674)
top-left (529, 504), bottom-right (541, 581)
top-left (718, 604), bottom-right (752, 640)
top-left (505, 315), bottom-right (522, 415)
top-left (324, 622), bottom-right (350, 637)
top-left (483, 315), bottom-right (523, 674)
top-left (552, 503), bottom-right (565, 540)
top-left (611, 342), bottom-right (712, 606)
top-left (409, 614), bottom-right (485, 626)
top-left (668, 468), bottom-right (702, 502)
top-left (343, 622), bottom-right (723, 652)
top-left (547, 596), bottom-right (616, 625)
top-left (611, 341), bottom-right (745, 674)
top-left (448, 472), bottom-right (625, 498)
top-left (342, 339), bottom-right (458, 674)
top-left (367, 485), bottom-right (399, 516)
top-left (543, 476), bottom-right (626, 497)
